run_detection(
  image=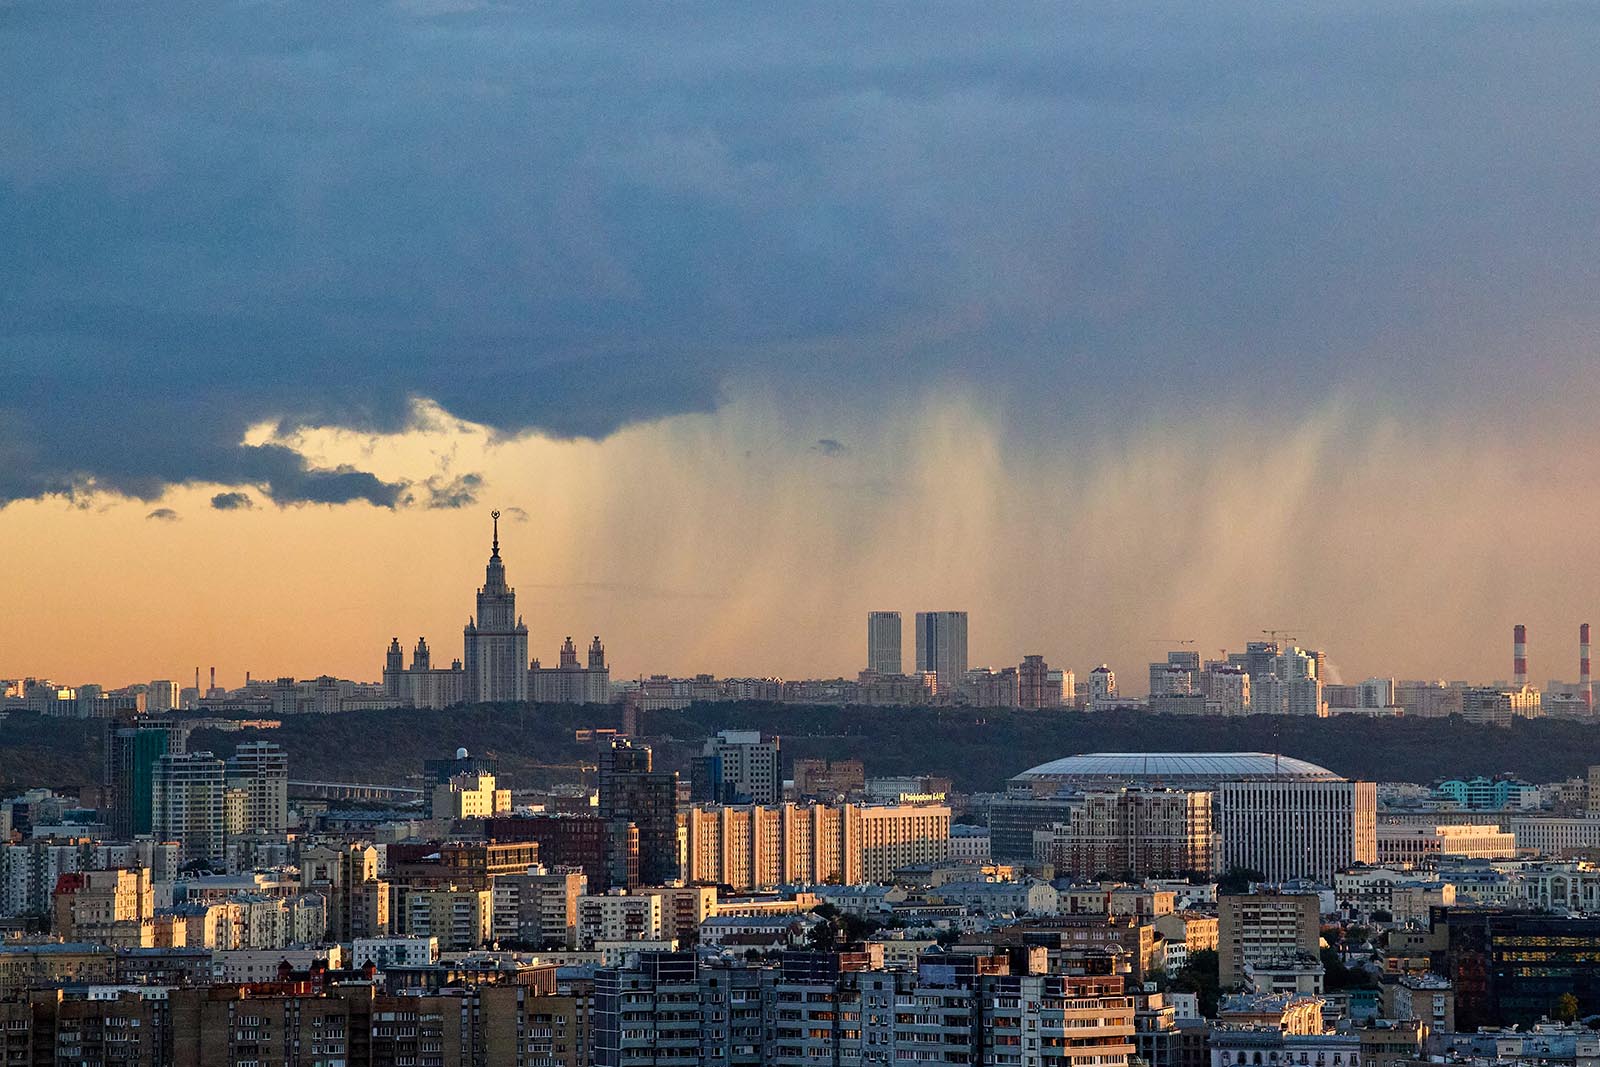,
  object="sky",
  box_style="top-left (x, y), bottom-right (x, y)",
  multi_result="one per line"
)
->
top-left (4, 1), bottom-right (1600, 690)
